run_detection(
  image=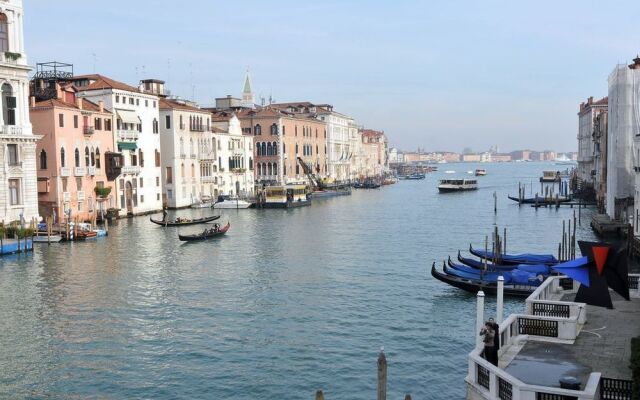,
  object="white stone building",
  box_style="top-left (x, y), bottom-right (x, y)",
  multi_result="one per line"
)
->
top-left (211, 114), bottom-right (254, 198)
top-left (70, 75), bottom-right (163, 215)
top-left (159, 97), bottom-right (212, 208)
top-left (577, 96), bottom-right (608, 190)
top-left (0, 0), bottom-right (40, 224)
